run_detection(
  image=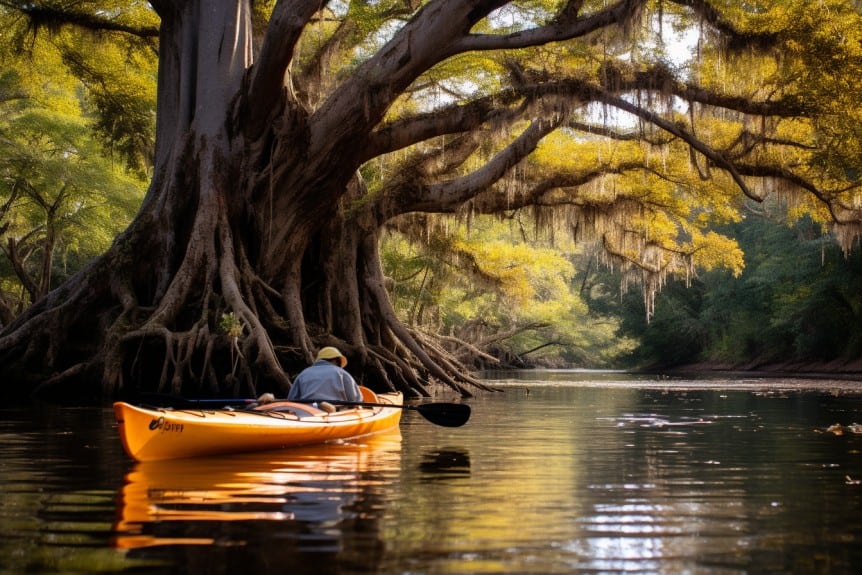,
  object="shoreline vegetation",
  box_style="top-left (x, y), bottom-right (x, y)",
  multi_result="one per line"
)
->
top-left (641, 358), bottom-right (862, 381)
